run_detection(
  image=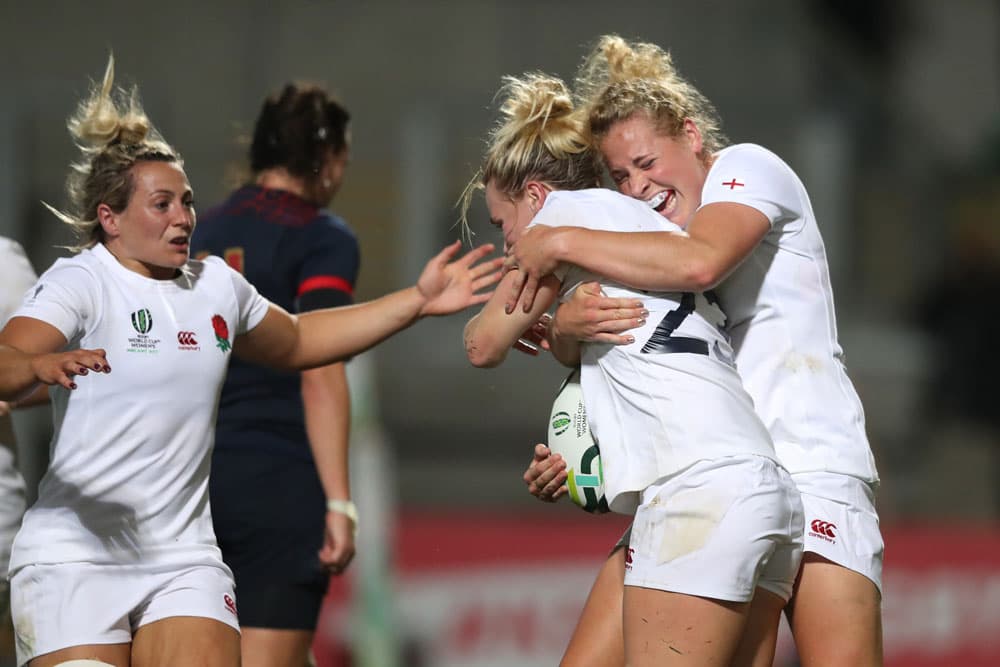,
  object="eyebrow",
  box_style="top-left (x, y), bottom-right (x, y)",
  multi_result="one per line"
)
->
top-left (149, 189), bottom-right (193, 197)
